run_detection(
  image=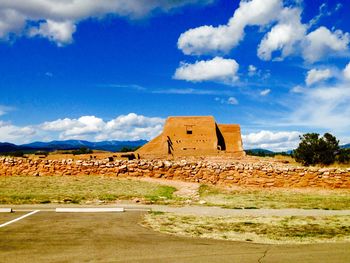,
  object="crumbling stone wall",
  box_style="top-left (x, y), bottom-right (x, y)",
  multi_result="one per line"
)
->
top-left (0, 157), bottom-right (349, 189)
